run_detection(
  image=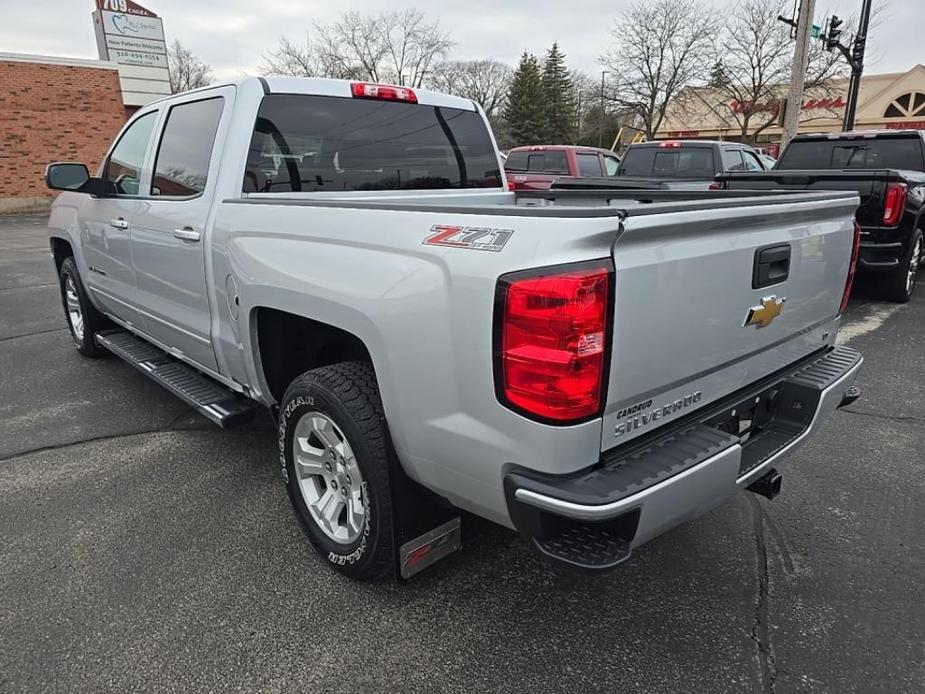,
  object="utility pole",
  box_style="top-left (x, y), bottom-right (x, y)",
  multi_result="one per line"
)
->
top-left (779, 0), bottom-right (817, 149)
top-left (599, 70), bottom-right (608, 148)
